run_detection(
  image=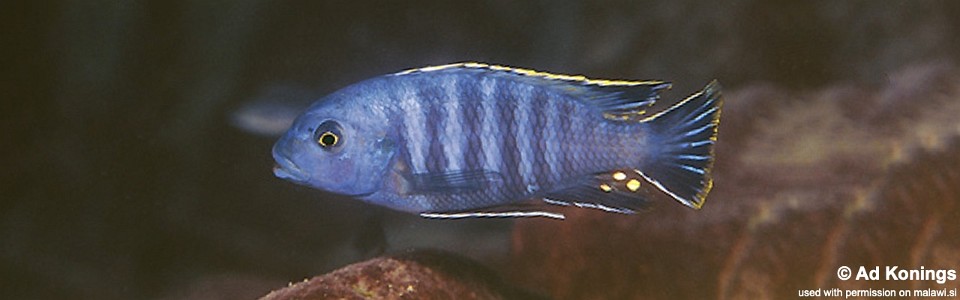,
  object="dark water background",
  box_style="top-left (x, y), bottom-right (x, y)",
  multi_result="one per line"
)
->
top-left (3, 1), bottom-right (960, 299)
